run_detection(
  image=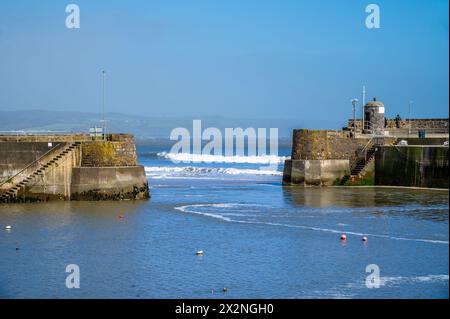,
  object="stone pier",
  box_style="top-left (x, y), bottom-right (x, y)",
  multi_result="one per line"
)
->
top-left (0, 134), bottom-right (150, 202)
